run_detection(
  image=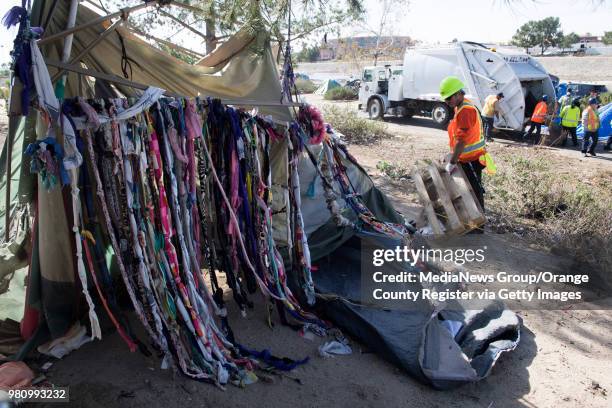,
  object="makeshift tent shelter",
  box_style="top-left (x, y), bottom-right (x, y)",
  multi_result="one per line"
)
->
top-left (0, 0), bottom-right (521, 389)
top-left (314, 79), bottom-right (341, 96)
